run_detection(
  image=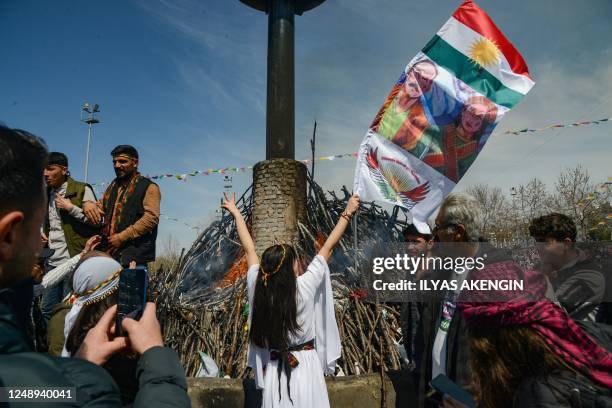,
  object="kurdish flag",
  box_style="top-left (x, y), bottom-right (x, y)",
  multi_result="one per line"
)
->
top-left (354, 0), bottom-right (534, 232)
